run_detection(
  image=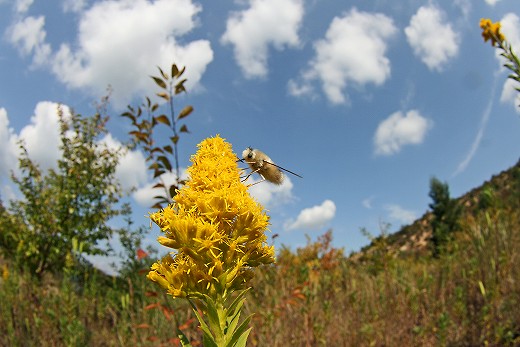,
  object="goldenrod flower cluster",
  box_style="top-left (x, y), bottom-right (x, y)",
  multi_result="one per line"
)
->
top-left (480, 18), bottom-right (505, 47)
top-left (148, 135), bottom-right (275, 299)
